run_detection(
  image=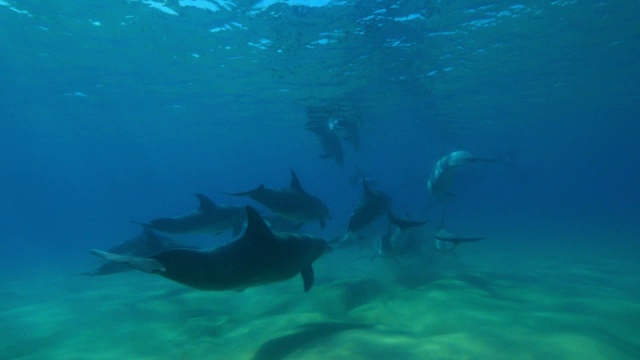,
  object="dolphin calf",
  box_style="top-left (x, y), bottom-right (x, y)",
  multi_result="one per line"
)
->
top-left (82, 226), bottom-right (197, 276)
top-left (143, 193), bottom-right (246, 236)
top-left (434, 218), bottom-right (486, 255)
top-left (91, 206), bottom-right (332, 292)
top-left (224, 170), bottom-right (331, 229)
top-left (347, 179), bottom-right (391, 233)
top-left (427, 150), bottom-right (494, 197)
top-left (306, 118), bottom-right (344, 167)
top-left (372, 211), bottom-right (428, 261)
